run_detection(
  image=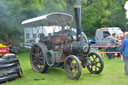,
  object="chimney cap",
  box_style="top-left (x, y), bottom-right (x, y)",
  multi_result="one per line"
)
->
top-left (74, 5), bottom-right (81, 8)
